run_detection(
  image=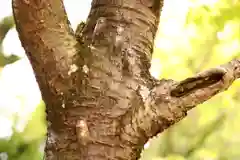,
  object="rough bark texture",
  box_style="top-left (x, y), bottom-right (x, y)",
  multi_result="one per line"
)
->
top-left (12, 0), bottom-right (240, 160)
